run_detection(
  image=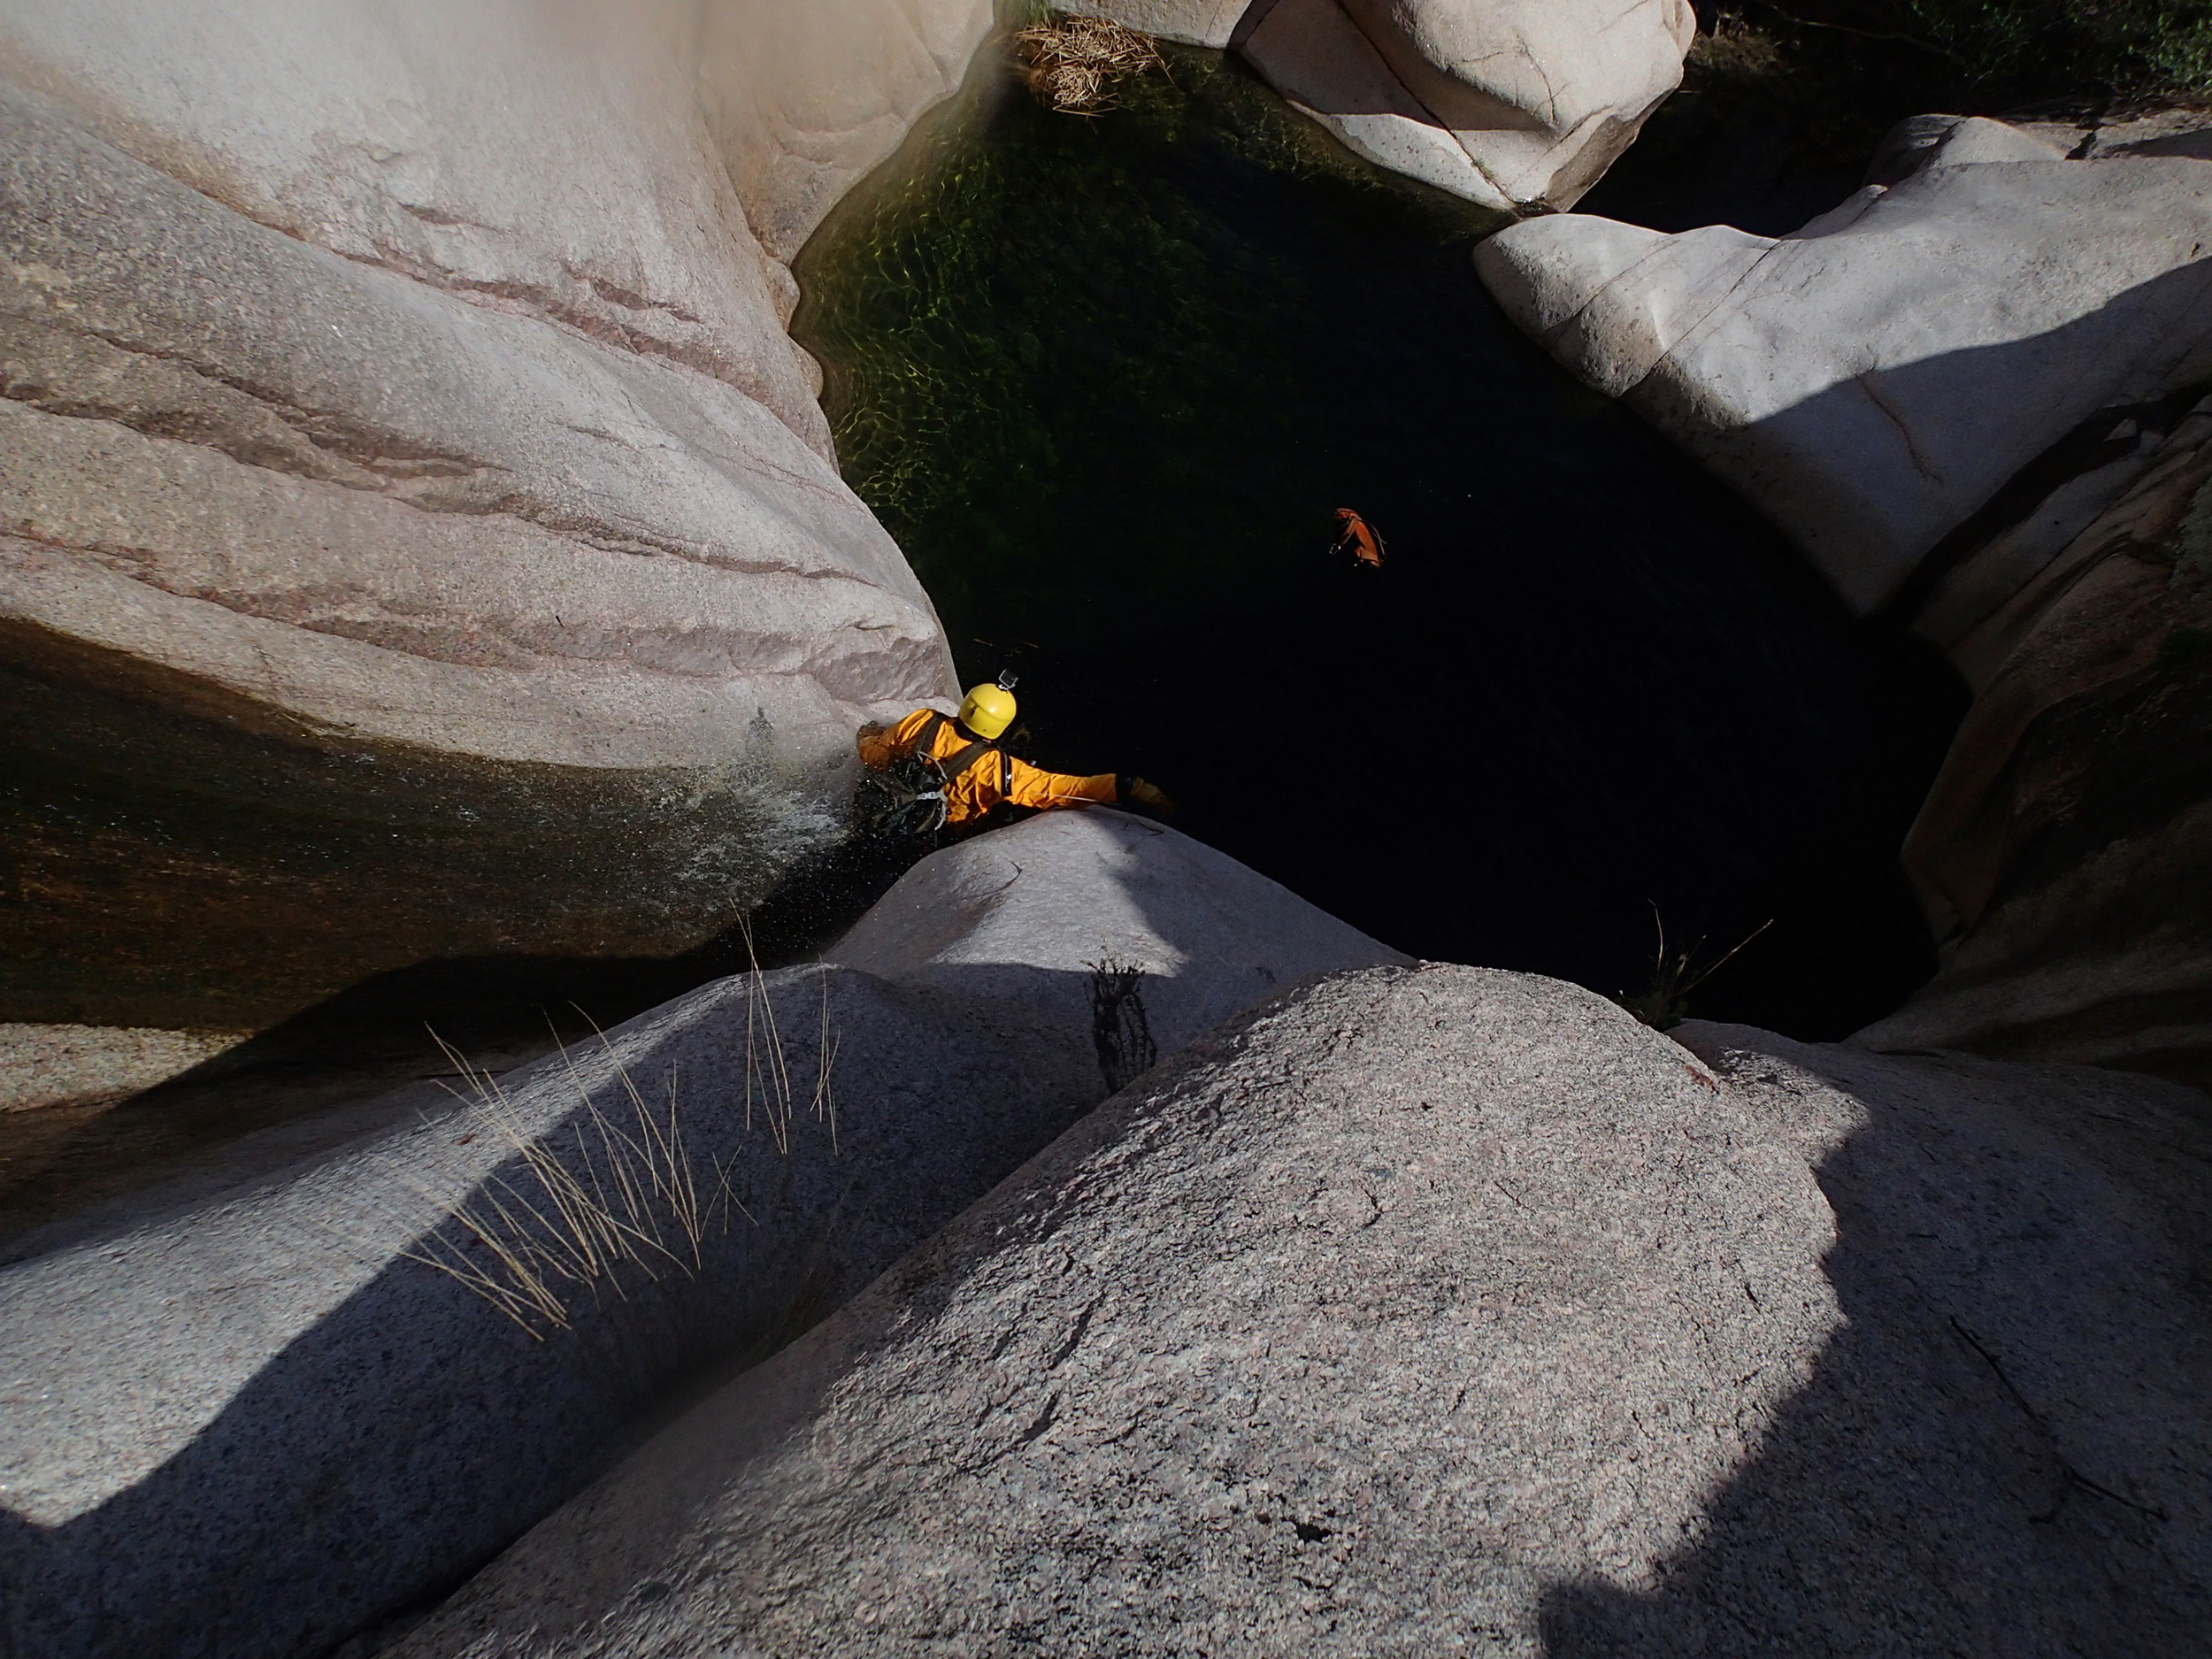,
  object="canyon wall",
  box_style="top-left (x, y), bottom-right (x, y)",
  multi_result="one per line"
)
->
top-left (1478, 119), bottom-right (2212, 1081)
top-left (0, 0), bottom-right (1691, 1031)
top-left (1077, 0), bottom-right (1694, 211)
top-left (0, 0), bottom-right (994, 1025)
